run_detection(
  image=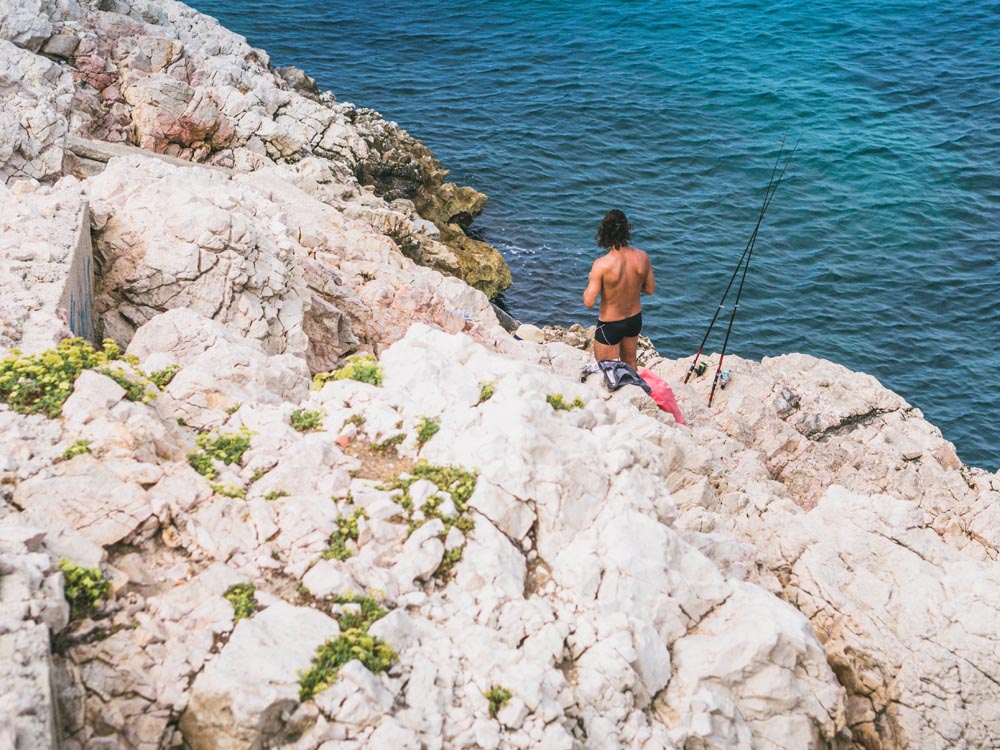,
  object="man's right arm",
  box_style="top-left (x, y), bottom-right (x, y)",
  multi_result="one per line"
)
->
top-left (583, 261), bottom-right (602, 308)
